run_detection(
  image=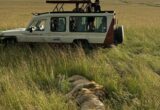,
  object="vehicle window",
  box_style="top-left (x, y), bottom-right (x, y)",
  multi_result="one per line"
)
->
top-left (51, 17), bottom-right (66, 32)
top-left (28, 20), bottom-right (46, 31)
top-left (69, 16), bottom-right (107, 33)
